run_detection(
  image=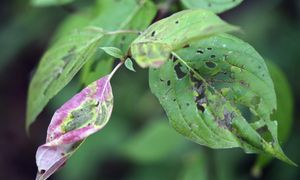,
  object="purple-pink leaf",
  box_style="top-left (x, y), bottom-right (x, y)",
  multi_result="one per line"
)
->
top-left (35, 75), bottom-right (113, 180)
